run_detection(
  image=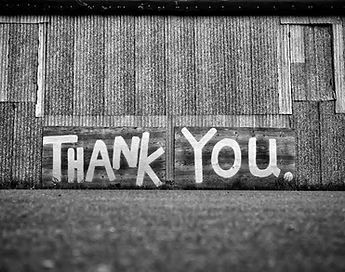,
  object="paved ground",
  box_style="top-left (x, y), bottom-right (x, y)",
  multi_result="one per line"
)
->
top-left (0, 190), bottom-right (344, 272)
